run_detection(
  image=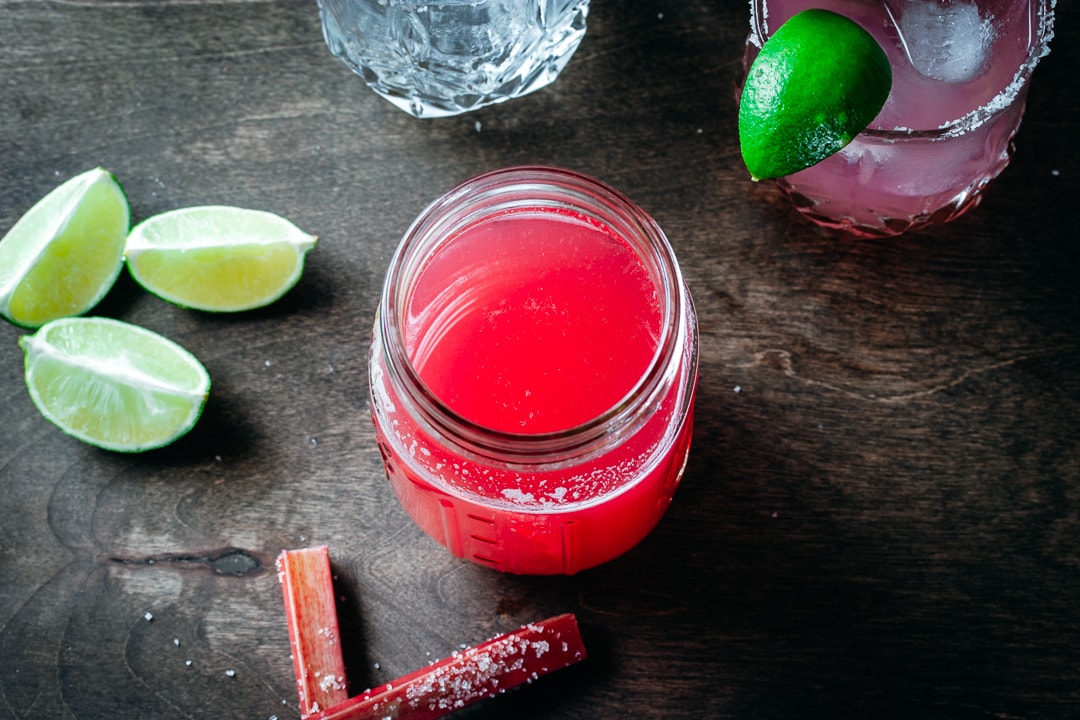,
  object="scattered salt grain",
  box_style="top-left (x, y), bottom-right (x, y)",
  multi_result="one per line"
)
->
top-left (501, 488), bottom-right (535, 503)
top-left (173, 638), bottom-right (180, 646)
top-left (225, 669), bottom-right (236, 678)
top-left (143, 612), bottom-right (153, 622)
